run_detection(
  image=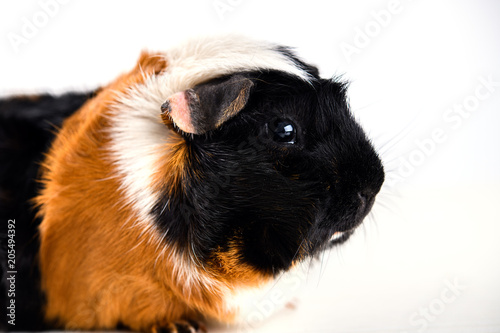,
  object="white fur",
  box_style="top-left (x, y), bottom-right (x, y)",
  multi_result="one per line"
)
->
top-left (223, 261), bottom-right (311, 328)
top-left (163, 35), bottom-right (314, 92)
top-left (107, 76), bottom-right (170, 239)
